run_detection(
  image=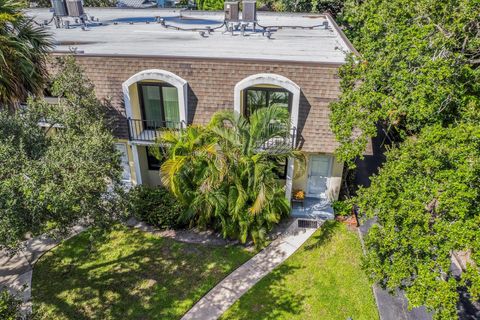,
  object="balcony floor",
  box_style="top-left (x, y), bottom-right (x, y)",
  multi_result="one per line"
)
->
top-left (291, 197), bottom-right (334, 220)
